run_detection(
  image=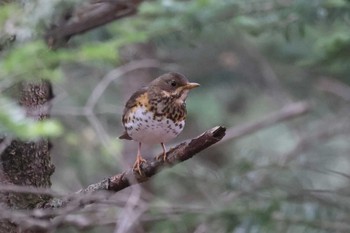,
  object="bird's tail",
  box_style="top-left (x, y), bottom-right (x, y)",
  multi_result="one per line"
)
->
top-left (118, 131), bottom-right (132, 140)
